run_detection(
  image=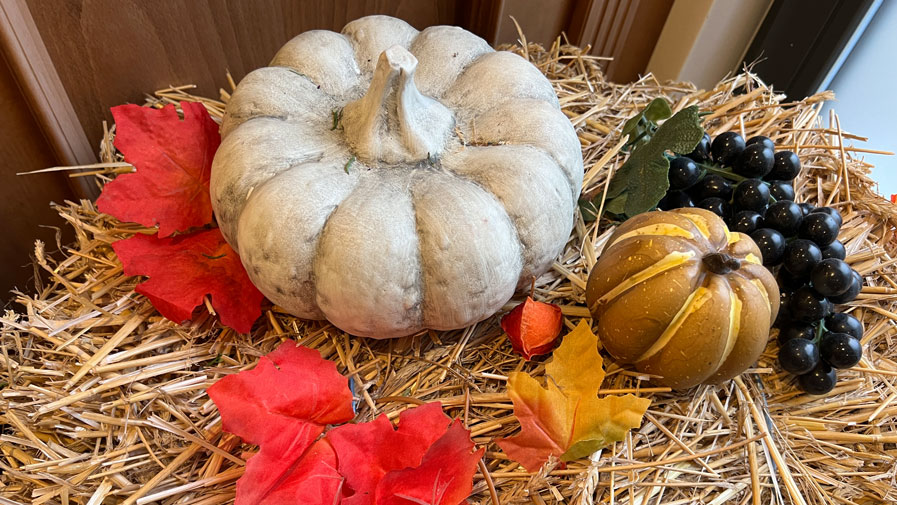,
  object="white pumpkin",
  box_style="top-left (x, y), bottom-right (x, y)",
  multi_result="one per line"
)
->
top-left (211, 15), bottom-right (583, 338)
